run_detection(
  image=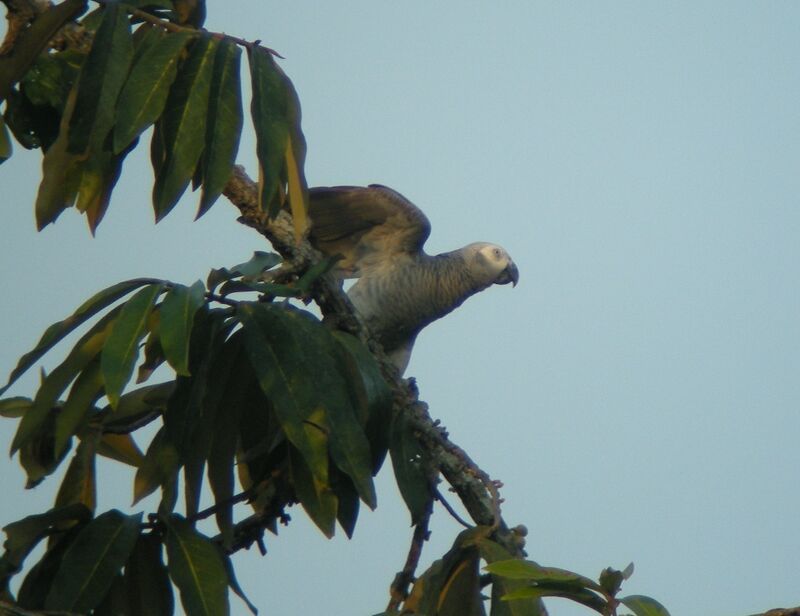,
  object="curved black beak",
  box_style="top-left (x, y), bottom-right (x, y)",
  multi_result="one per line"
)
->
top-left (496, 260), bottom-right (519, 287)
